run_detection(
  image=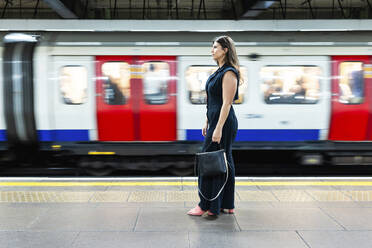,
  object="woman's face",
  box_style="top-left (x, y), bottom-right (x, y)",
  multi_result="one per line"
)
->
top-left (211, 41), bottom-right (226, 62)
